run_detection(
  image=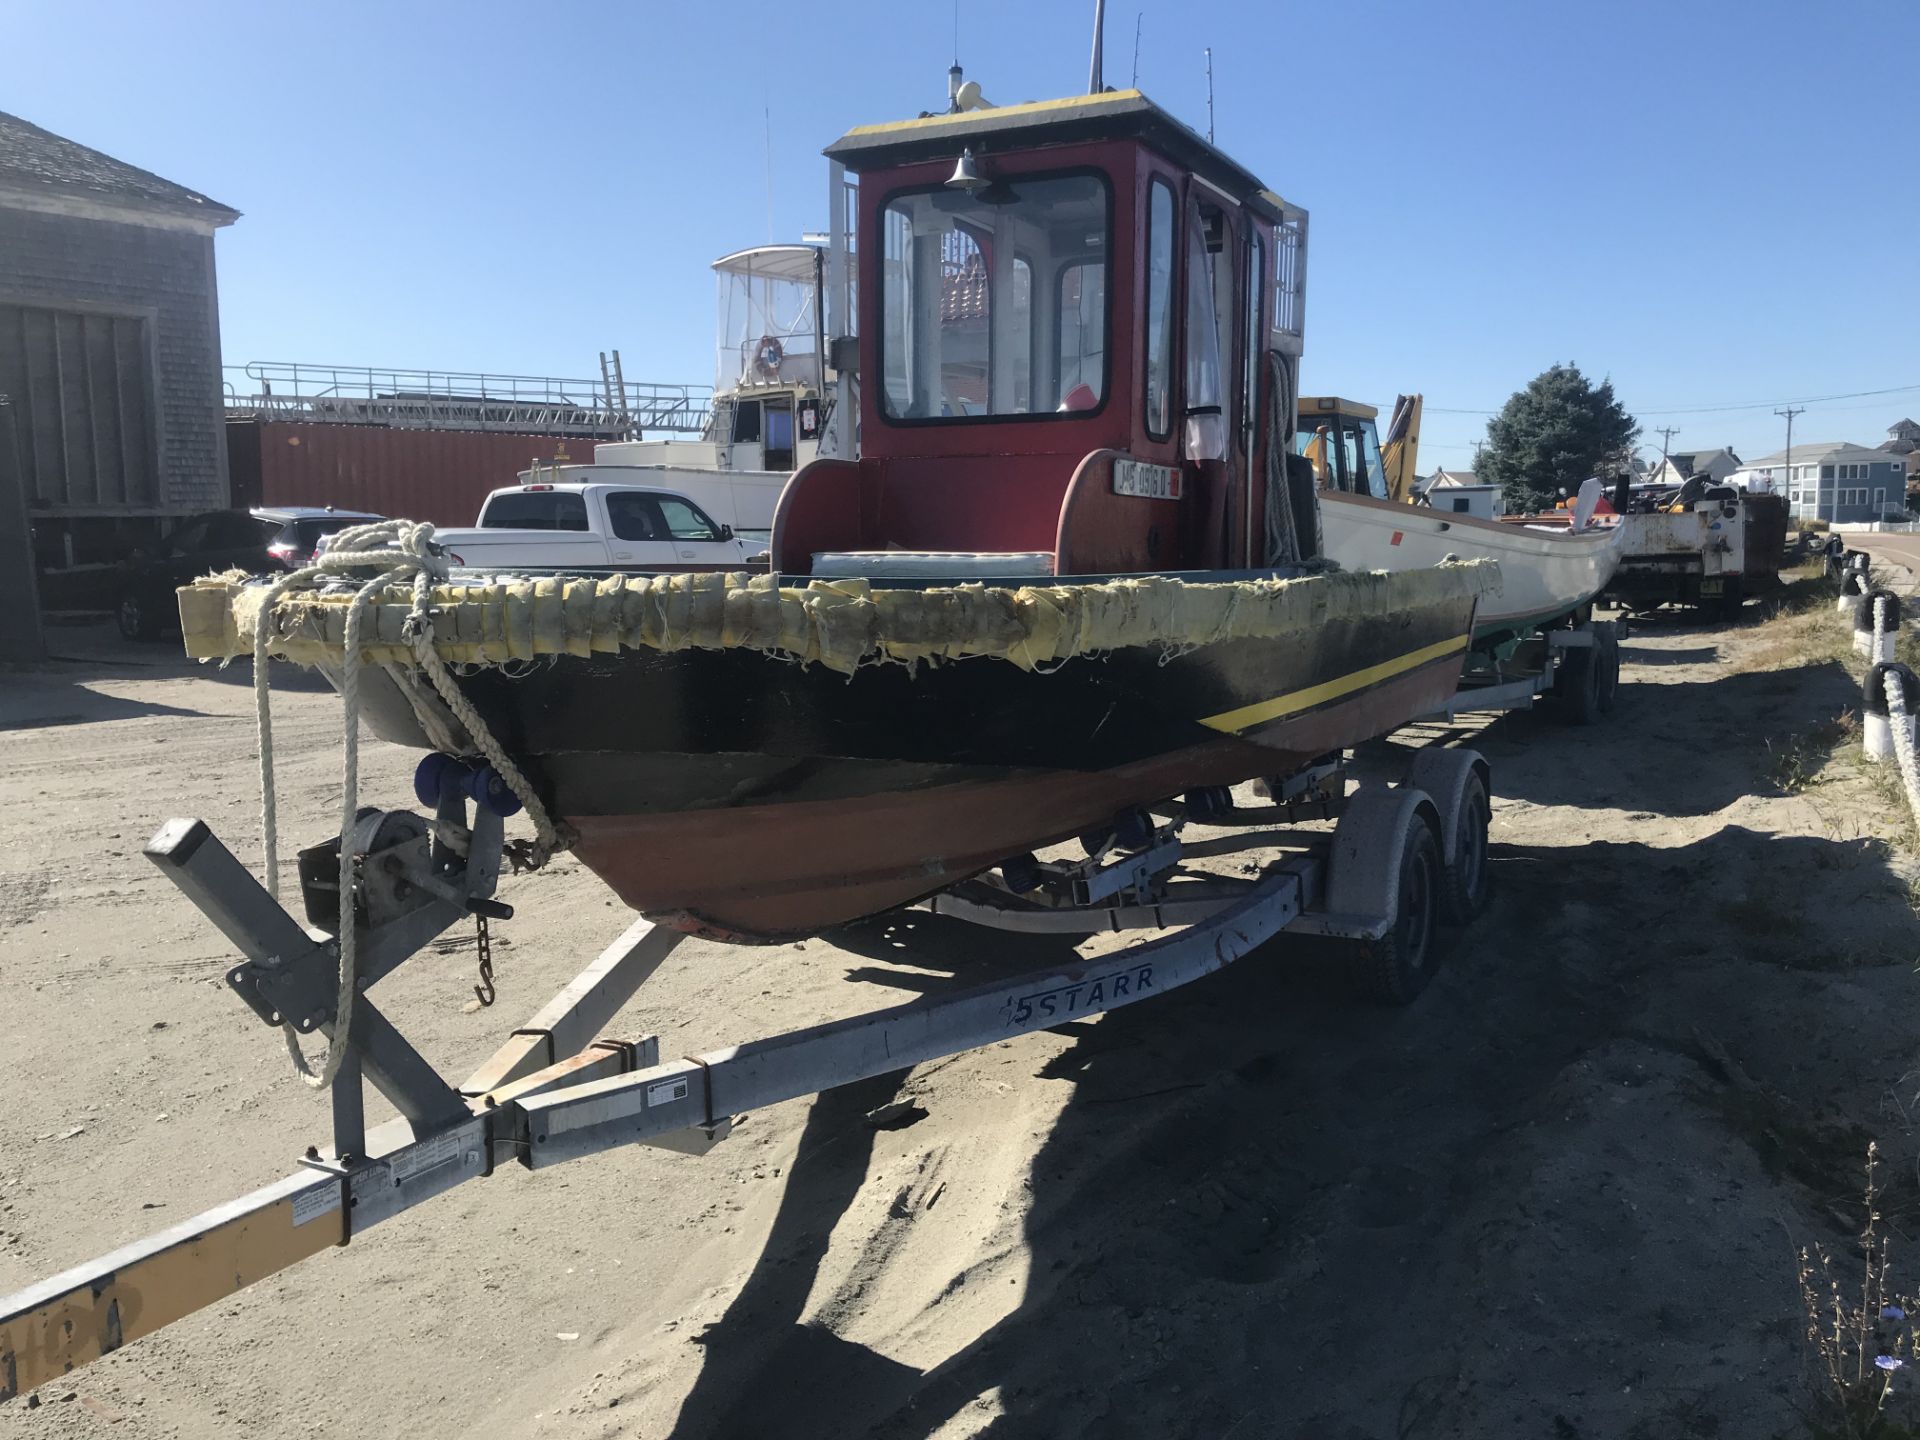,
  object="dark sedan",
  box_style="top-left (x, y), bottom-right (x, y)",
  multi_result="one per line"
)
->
top-left (116, 506), bottom-right (382, 640)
